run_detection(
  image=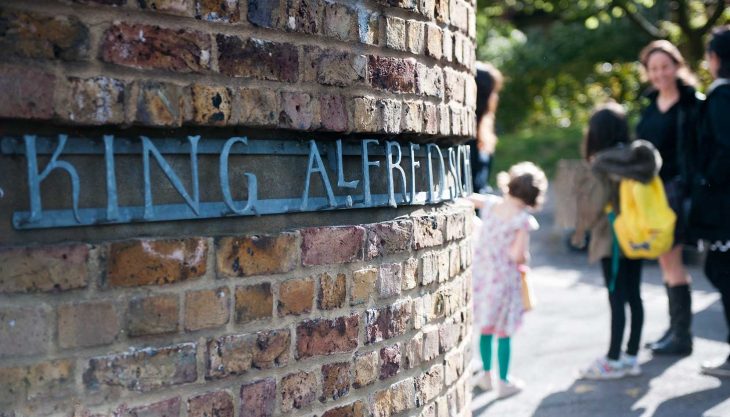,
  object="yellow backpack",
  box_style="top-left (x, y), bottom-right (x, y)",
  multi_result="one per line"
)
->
top-left (612, 176), bottom-right (676, 259)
